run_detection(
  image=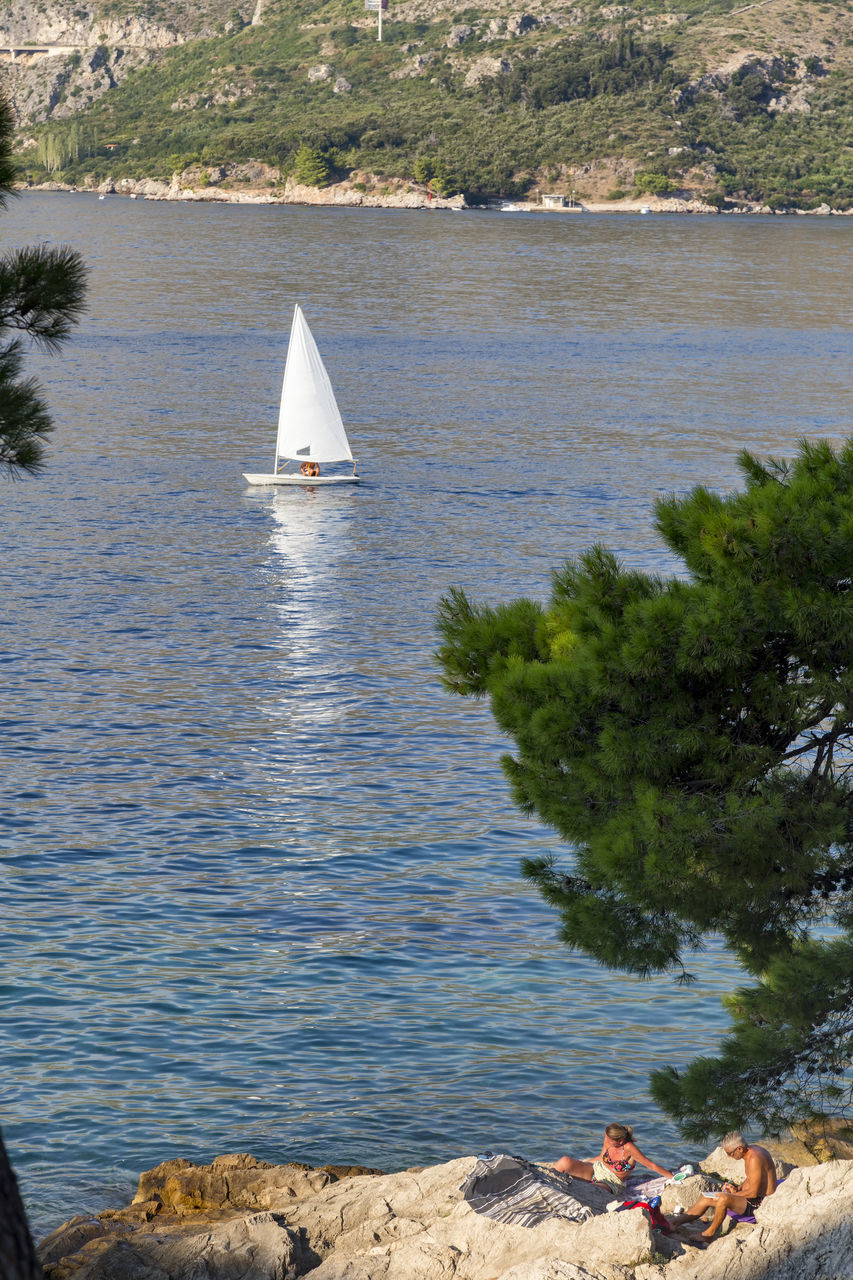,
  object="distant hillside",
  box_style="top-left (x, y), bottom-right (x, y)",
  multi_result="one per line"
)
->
top-left (2, 0), bottom-right (851, 208)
